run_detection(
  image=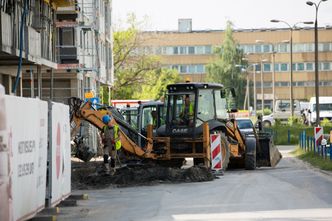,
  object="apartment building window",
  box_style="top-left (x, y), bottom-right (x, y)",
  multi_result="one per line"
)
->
top-left (205, 46), bottom-right (212, 54)
top-left (292, 64), bottom-right (296, 71)
top-left (165, 47), bottom-right (173, 55)
top-left (305, 81), bottom-right (315, 86)
top-left (278, 44), bottom-right (289, 53)
top-left (60, 28), bottom-right (74, 46)
top-left (297, 82), bottom-right (305, 86)
top-left (188, 46), bottom-right (195, 54)
top-left (321, 43), bottom-right (330, 52)
top-left (173, 47), bottom-right (179, 54)
top-left (280, 63), bottom-right (288, 72)
top-left (263, 45), bottom-right (270, 53)
top-left (180, 65), bottom-right (187, 73)
top-left (189, 65), bottom-right (195, 73)
top-left (297, 63), bottom-right (305, 71)
top-left (196, 65), bottom-right (205, 73)
top-left (294, 44), bottom-right (306, 53)
top-left (280, 82), bottom-right (289, 87)
top-left (254, 64), bottom-right (261, 71)
top-left (306, 63), bottom-right (313, 71)
top-left (305, 43), bottom-right (314, 52)
top-left (263, 63), bottom-right (271, 72)
top-left (255, 45), bottom-right (262, 53)
top-left (180, 47), bottom-right (187, 54)
top-left (322, 62), bottom-right (331, 71)
top-left (196, 46), bottom-right (204, 54)
top-left (155, 47), bottom-right (161, 54)
top-left (274, 64), bottom-right (280, 72)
